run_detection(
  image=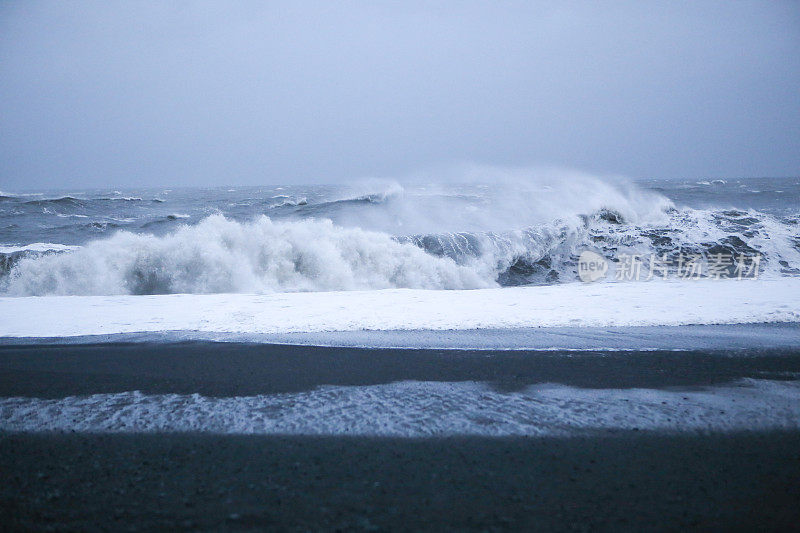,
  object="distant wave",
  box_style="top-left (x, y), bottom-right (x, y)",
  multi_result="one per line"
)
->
top-left (139, 213), bottom-right (191, 228)
top-left (23, 196), bottom-right (85, 208)
top-left (289, 183), bottom-right (403, 214)
top-left (293, 193), bottom-right (392, 213)
top-left (0, 243), bottom-right (80, 254)
top-left (95, 196), bottom-right (143, 202)
top-left (83, 221), bottom-right (120, 230)
top-left (10, 194), bottom-right (142, 207)
top-left (0, 191), bottom-right (44, 200)
top-left (268, 196), bottom-right (308, 208)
